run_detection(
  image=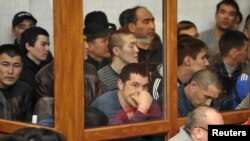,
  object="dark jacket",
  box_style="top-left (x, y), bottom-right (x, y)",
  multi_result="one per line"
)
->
top-left (208, 54), bottom-right (242, 111)
top-left (19, 55), bottom-right (45, 111)
top-left (34, 61), bottom-right (103, 126)
top-left (35, 61), bottom-right (103, 108)
top-left (19, 55), bottom-right (43, 87)
top-left (149, 64), bottom-right (163, 109)
top-left (138, 34), bottom-right (163, 74)
top-left (0, 80), bottom-right (32, 121)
